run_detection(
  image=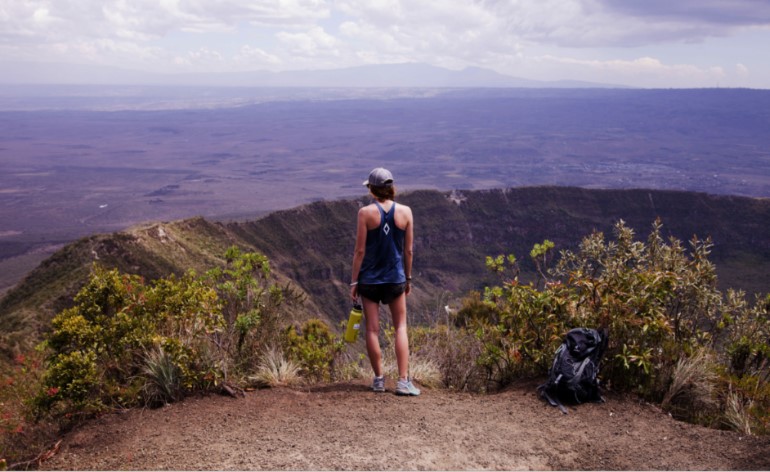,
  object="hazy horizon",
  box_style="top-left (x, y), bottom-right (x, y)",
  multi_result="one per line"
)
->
top-left (1, 1), bottom-right (769, 89)
top-left (0, 62), bottom-right (627, 90)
